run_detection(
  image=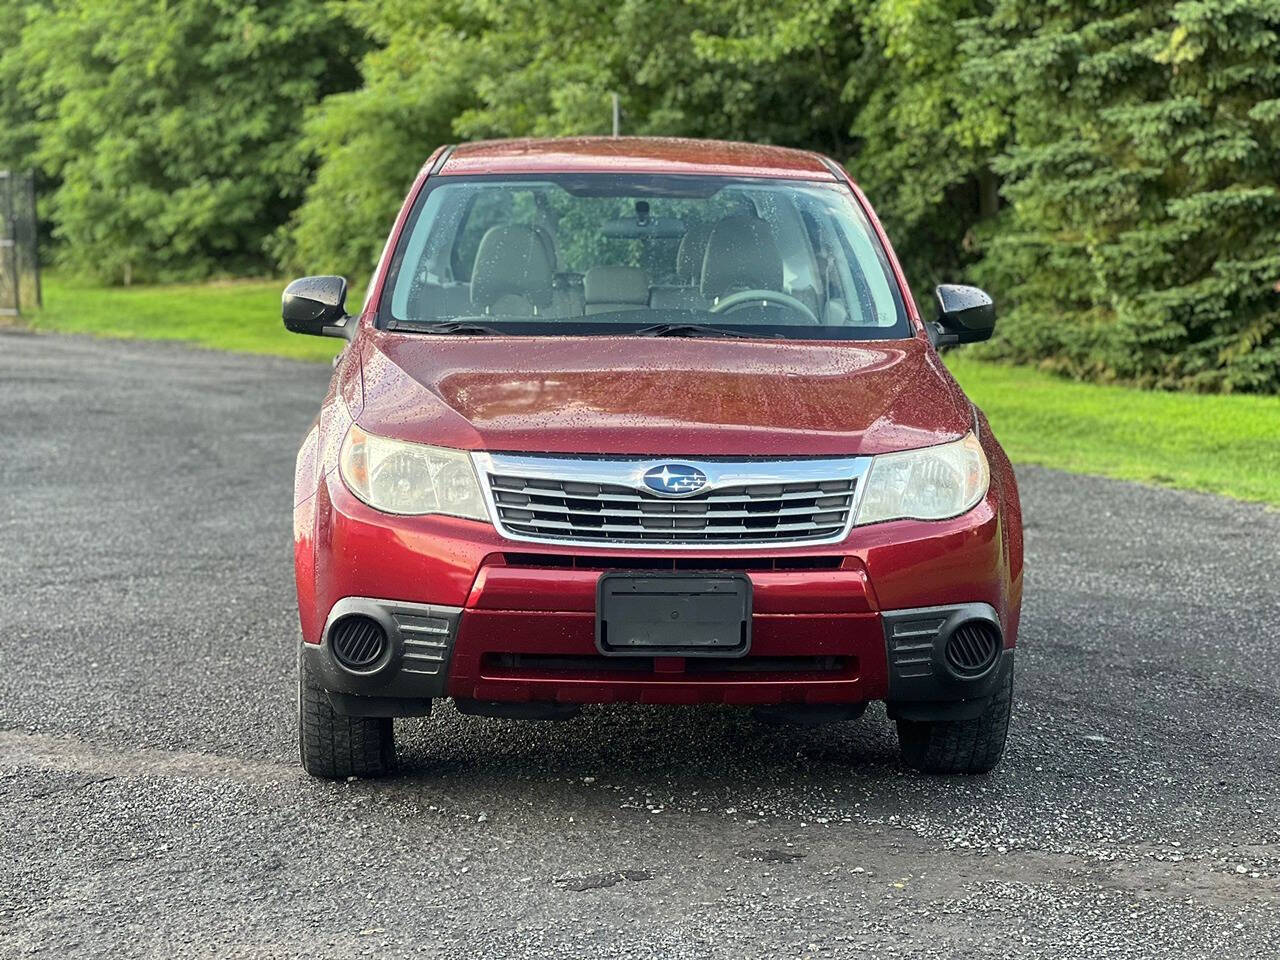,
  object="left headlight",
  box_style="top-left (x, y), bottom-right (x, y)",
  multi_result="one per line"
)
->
top-left (338, 423), bottom-right (488, 520)
top-left (854, 432), bottom-right (989, 525)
